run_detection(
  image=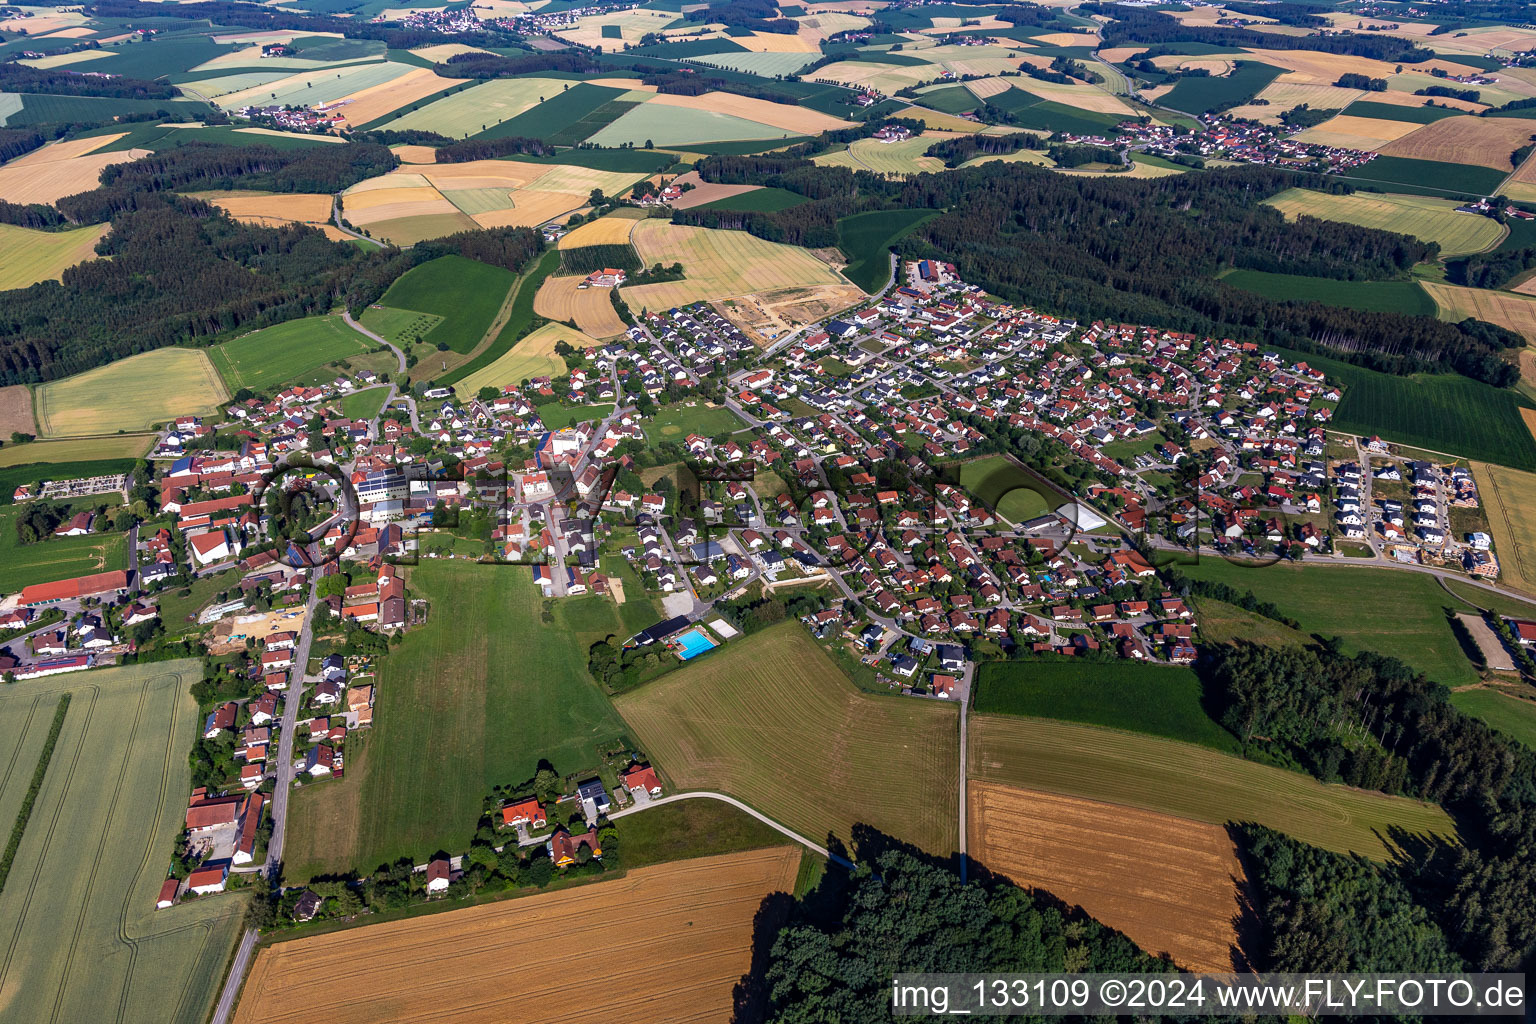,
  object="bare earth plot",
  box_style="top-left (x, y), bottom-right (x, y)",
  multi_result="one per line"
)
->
top-left (0, 384), bottom-right (35, 437)
top-left (233, 847), bottom-right (800, 1024)
top-left (969, 782), bottom-right (1250, 972)
top-left (625, 220), bottom-right (861, 343)
top-left (0, 662), bottom-right (246, 1024)
top-left (615, 622), bottom-right (960, 856)
top-left (35, 348), bottom-right (229, 437)
top-left (663, 170), bottom-right (761, 210)
top-left (969, 714), bottom-right (1455, 861)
